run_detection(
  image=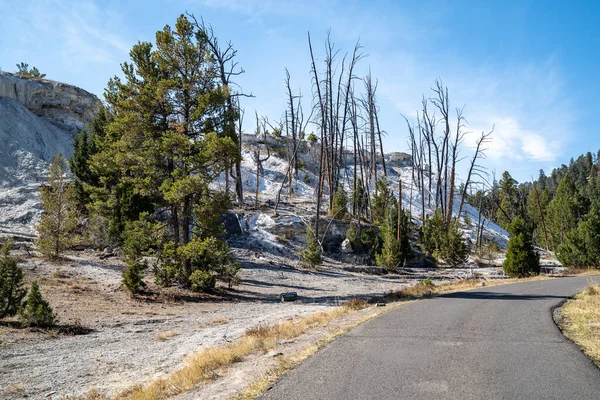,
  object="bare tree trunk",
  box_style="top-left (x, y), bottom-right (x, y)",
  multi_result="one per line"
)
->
top-left (457, 129), bottom-right (493, 219)
top-left (308, 32), bottom-right (326, 242)
top-left (397, 181), bottom-right (402, 241)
